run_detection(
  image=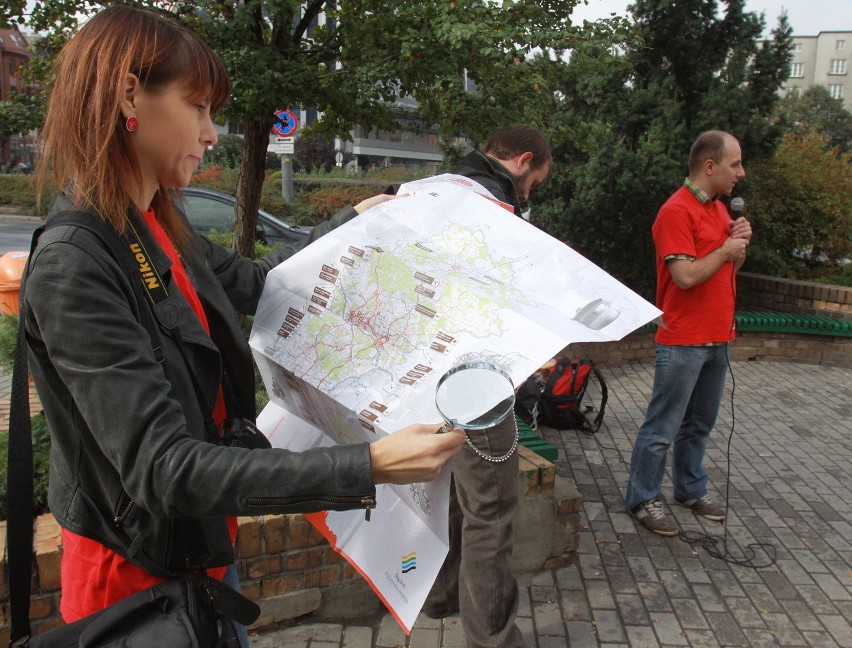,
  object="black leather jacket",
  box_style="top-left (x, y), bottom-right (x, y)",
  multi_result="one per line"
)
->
top-left (452, 151), bottom-right (522, 216)
top-left (22, 195), bottom-right (376, 576)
